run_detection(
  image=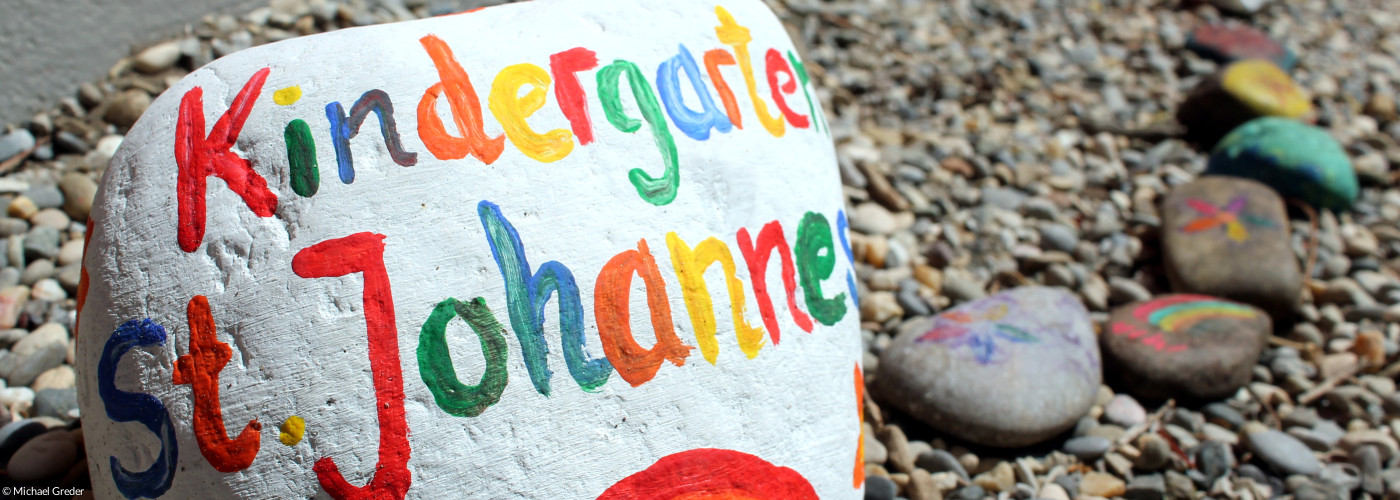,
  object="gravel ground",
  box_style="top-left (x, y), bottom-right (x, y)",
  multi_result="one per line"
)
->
top-left (3, 0), bottom-right (1400, 498)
